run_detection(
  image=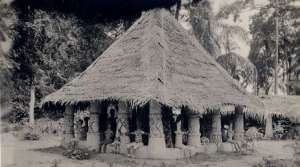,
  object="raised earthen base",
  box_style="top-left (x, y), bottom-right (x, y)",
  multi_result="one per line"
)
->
top-left (133, 144), bottom-right (218, 159)
top-left (86, 133), bottom-right (100, 151)
top-left (134, 146), bottom-right (188, 159)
